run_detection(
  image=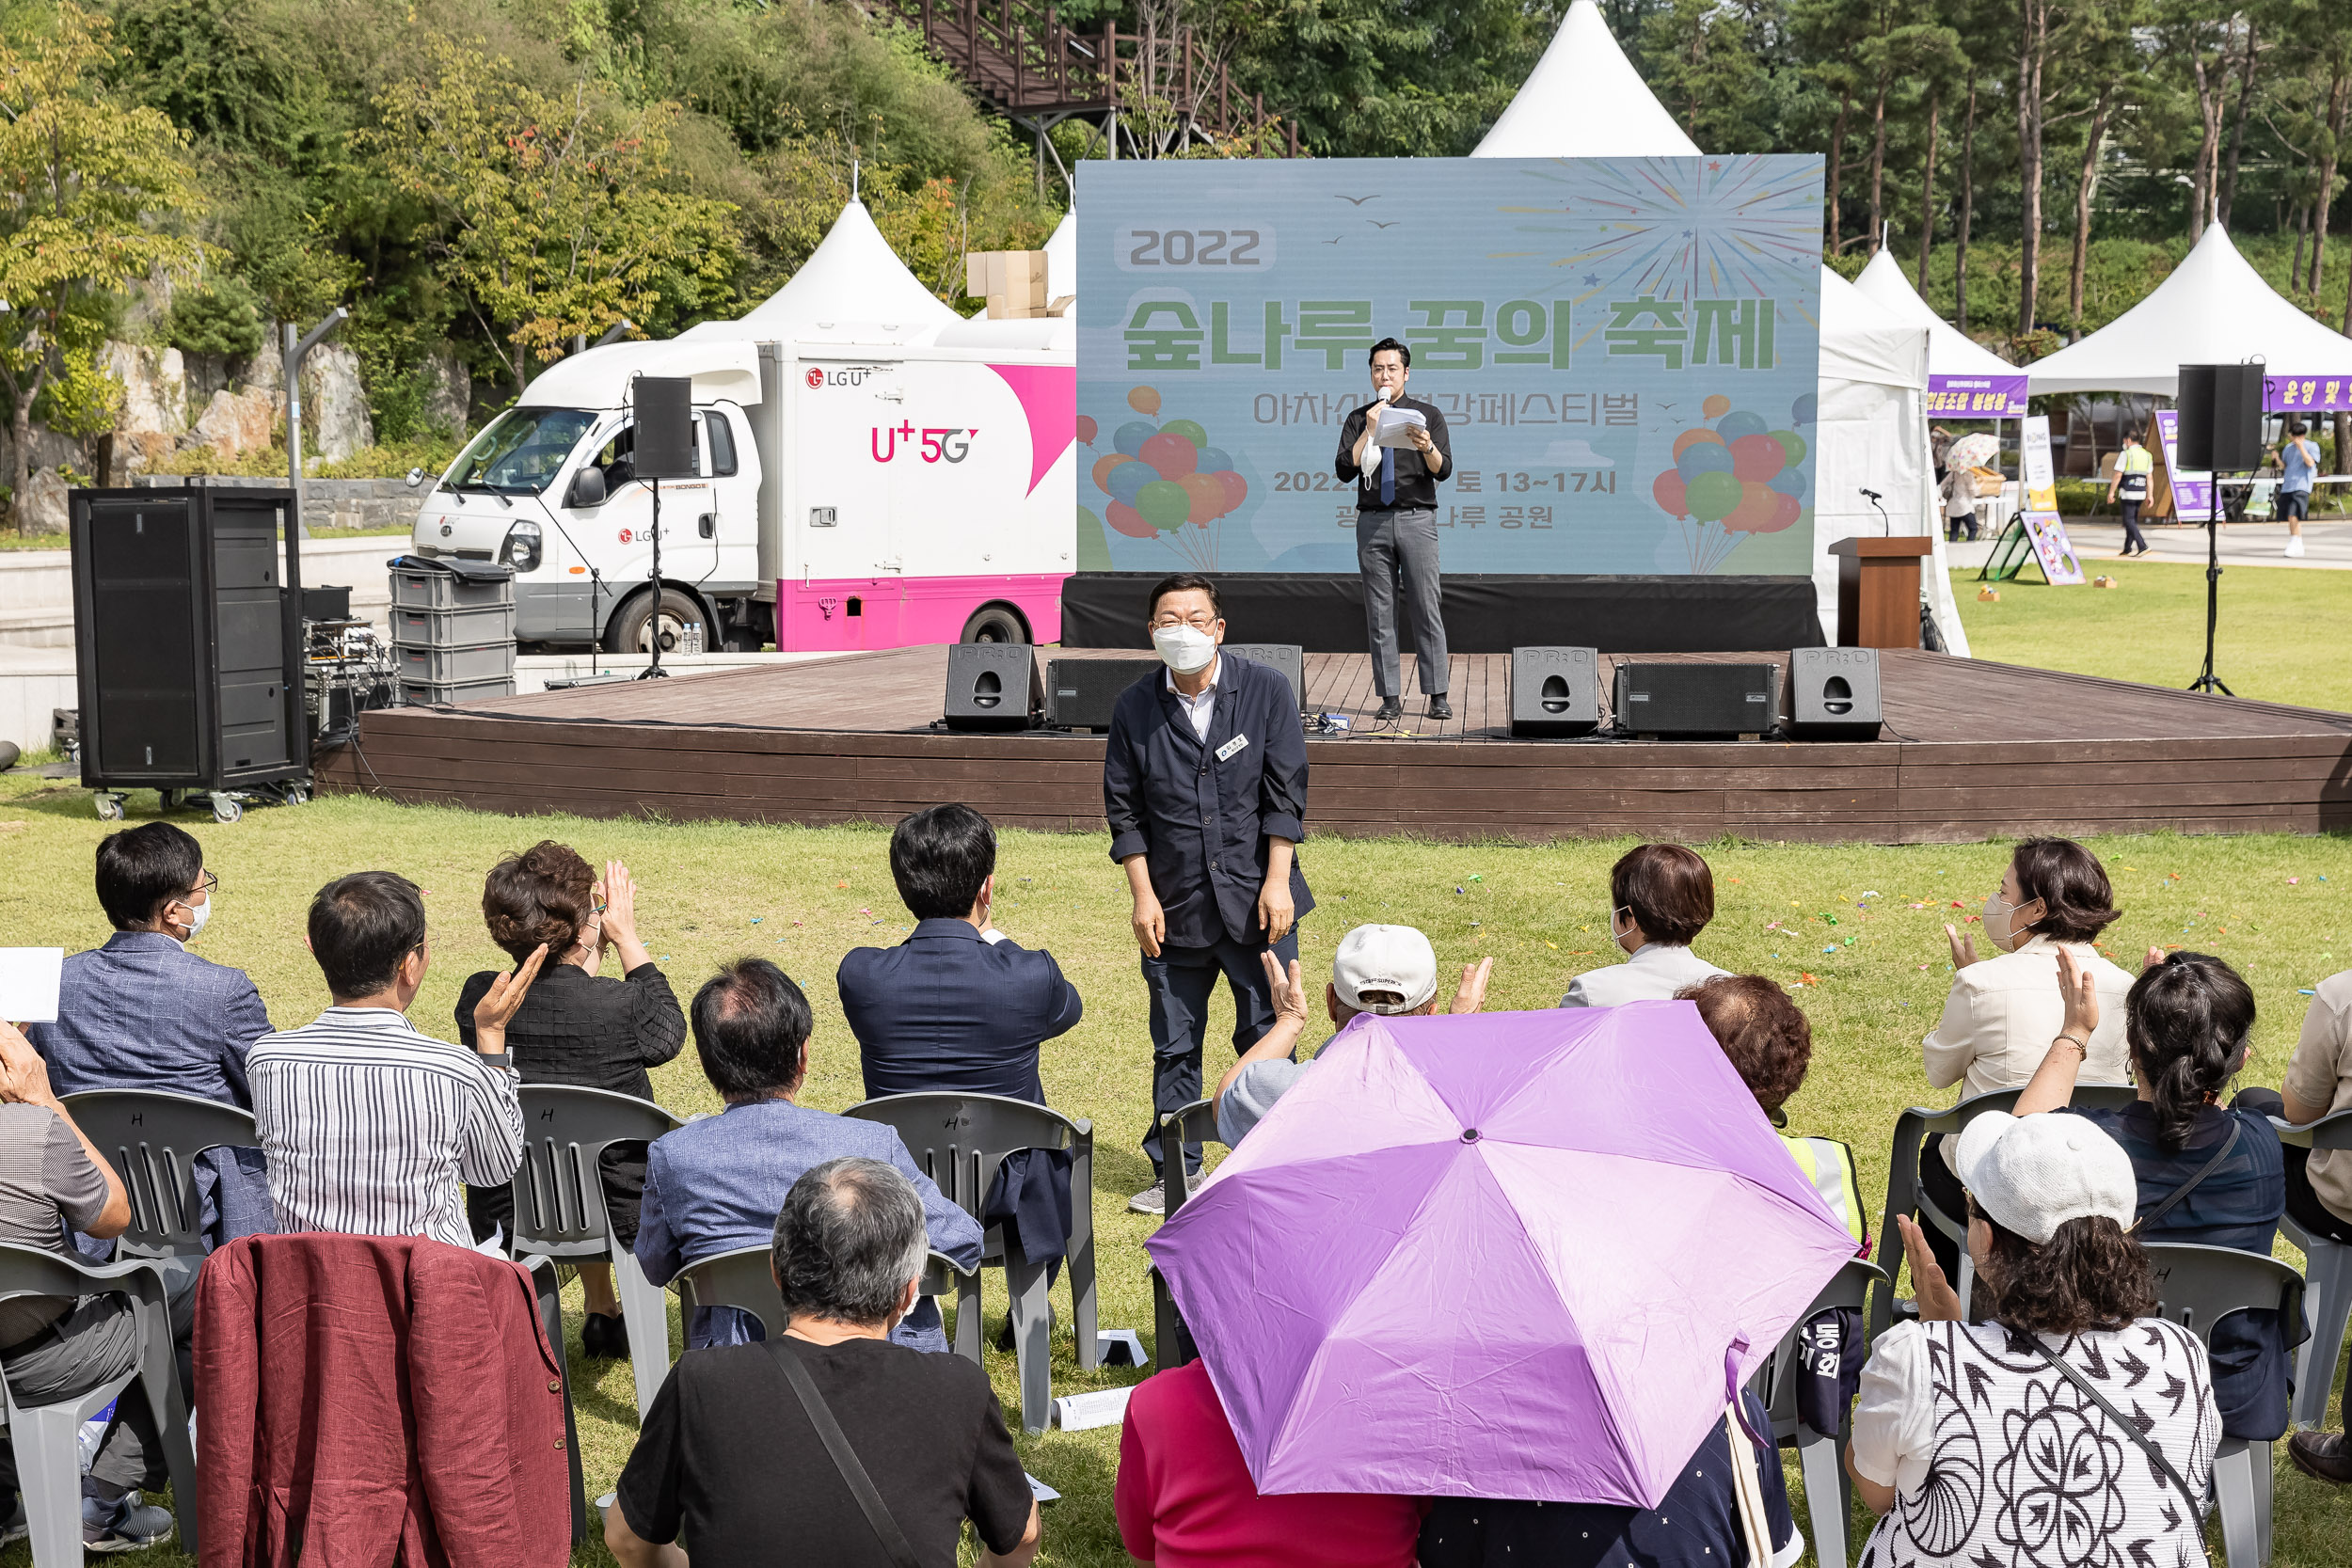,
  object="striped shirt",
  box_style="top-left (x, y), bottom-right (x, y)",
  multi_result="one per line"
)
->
top-left (248, 1006), bottom-right (524, 1249)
